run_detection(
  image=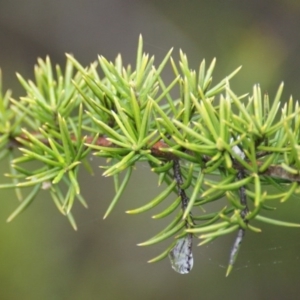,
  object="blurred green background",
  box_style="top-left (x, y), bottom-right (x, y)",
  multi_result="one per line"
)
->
top-left (1, 1), bottom-right (300, 299)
